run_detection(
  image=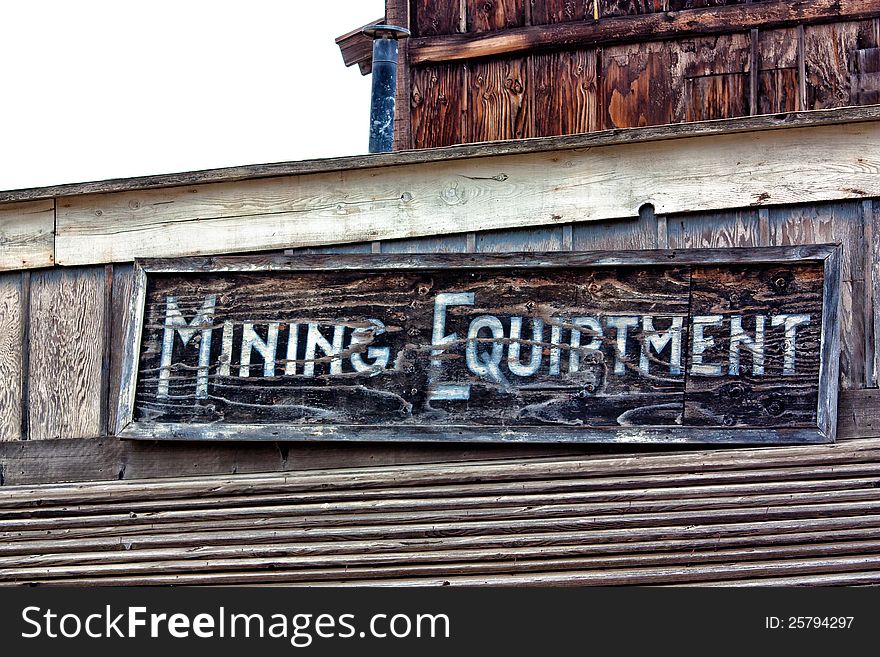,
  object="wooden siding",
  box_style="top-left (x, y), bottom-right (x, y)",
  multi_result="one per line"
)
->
top-left (51, 120), bottom-right (880, 266)
top-left (406, 2), bottom-right (880, 148)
